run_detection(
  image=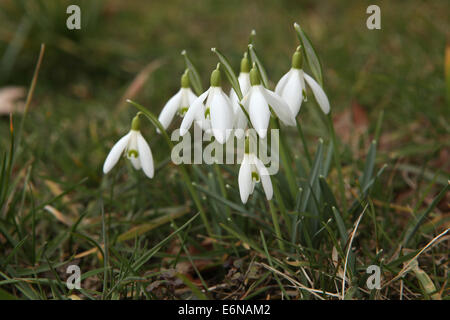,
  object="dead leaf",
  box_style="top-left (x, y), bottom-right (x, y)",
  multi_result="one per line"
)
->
top-left (0, 86), bottom-right (26, 114)
top-left (333, 100), bottom-right (369, 153)
top-left (116, 59), bottom-right (164, 111)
